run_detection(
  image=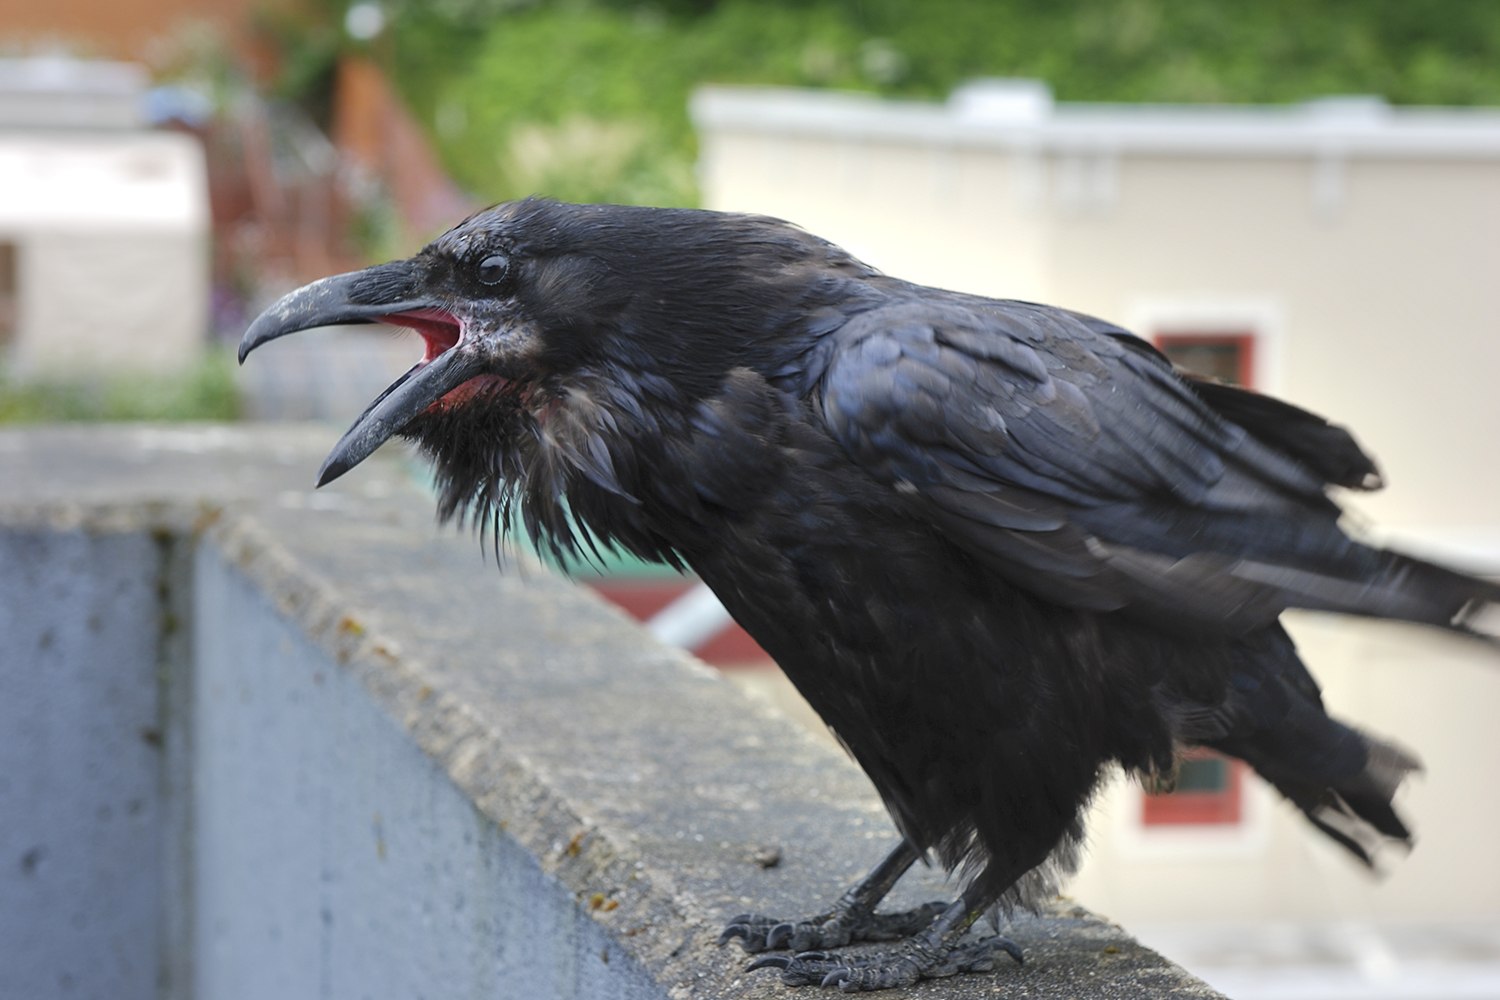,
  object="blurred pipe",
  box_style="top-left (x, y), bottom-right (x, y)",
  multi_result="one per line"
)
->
top-left (645, 582), bottom-right (734, 651)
